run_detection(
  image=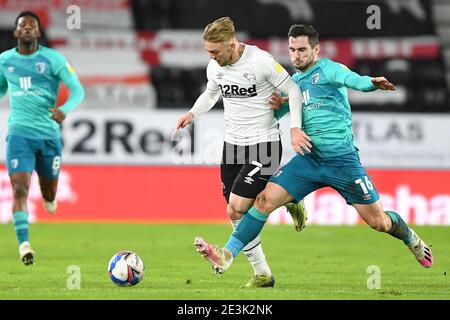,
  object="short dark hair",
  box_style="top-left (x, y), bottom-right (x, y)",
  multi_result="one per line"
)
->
top-left (288, 24), bottom-right (319, 47)
top-left (15, 11), bottom-right (41, 29)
